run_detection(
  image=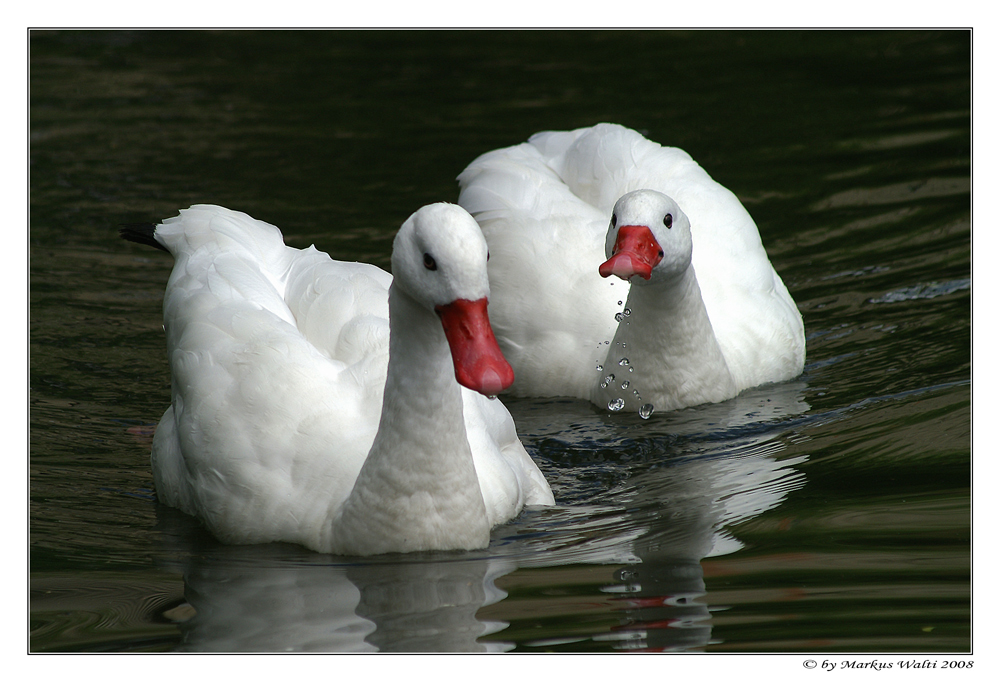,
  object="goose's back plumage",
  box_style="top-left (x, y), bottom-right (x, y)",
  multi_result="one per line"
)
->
top-left (458, 142), bottom-right (622, 398)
